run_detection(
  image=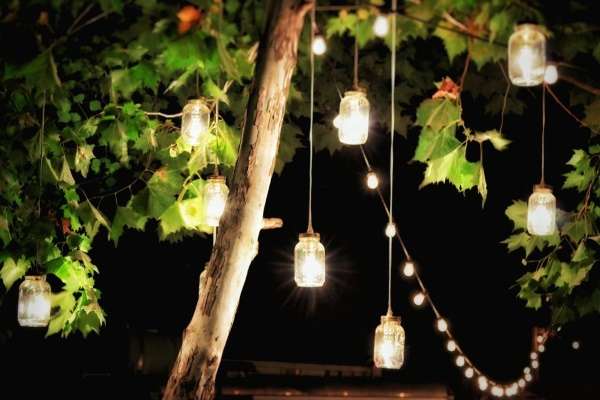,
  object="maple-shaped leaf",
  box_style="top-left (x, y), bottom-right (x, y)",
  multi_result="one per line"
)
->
top-left (420, 145), bottom-right (480, 192)
top-left (0, 257), bottom-right (30, 290)
top-left (110, 207), bottom-right (148, 245)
